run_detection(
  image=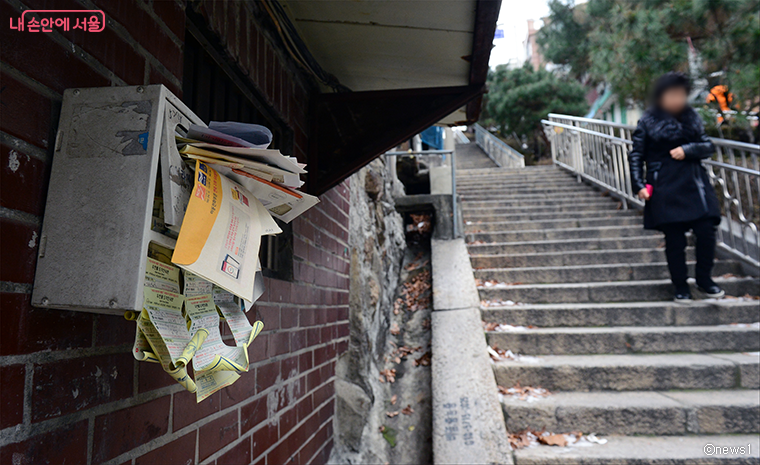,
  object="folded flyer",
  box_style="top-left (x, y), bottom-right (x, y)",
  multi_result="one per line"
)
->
top-left (172, 160), bottom-right (281, 302)
top-left (180, 145), bottom-right (302, 188)
top-left (224, 169), bottom-right (319, 223)
top-left (186, 143), bottom-right (306, 174)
